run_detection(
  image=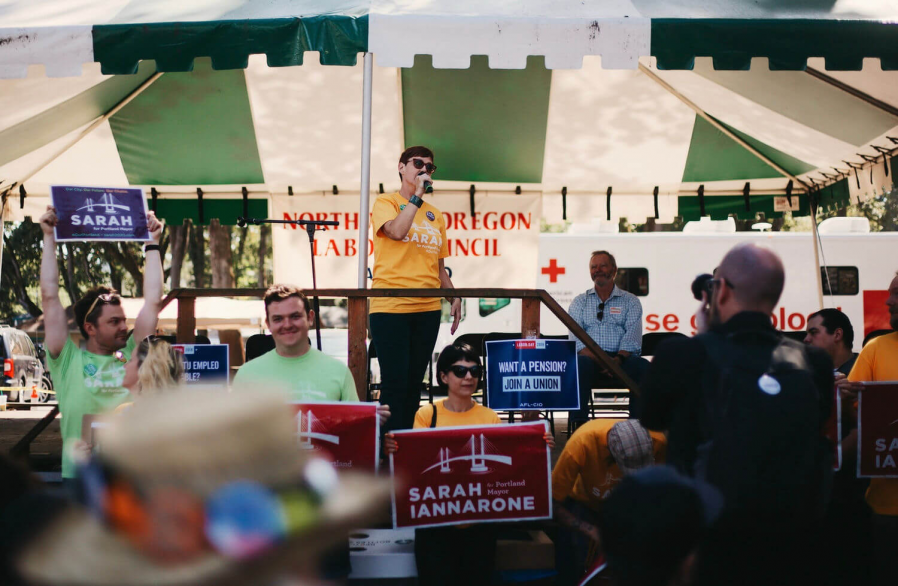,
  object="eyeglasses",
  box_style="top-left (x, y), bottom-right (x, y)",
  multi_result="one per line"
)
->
top-left (83, 293), bottom-right (118, 326)
top-left (410, 158), bottom-right (437, 174)
top-left (704, 278), bottom-right (736, 293)
top-left (113, 350), bottom-right (127, 364)
top-left (448, 365), bottom-right (482, 379)
top-left (596, 302), bottom-right (606, 322)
